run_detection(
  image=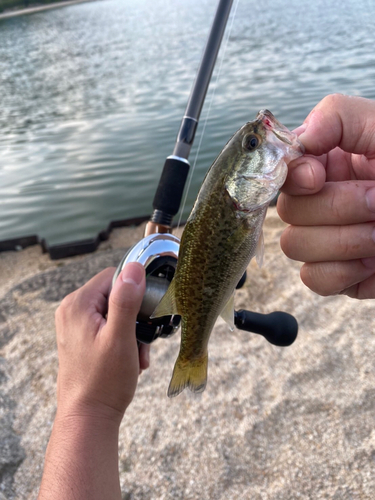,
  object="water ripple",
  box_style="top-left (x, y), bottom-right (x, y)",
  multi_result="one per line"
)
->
top-left (0, 0), bottom-right (375, 244)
